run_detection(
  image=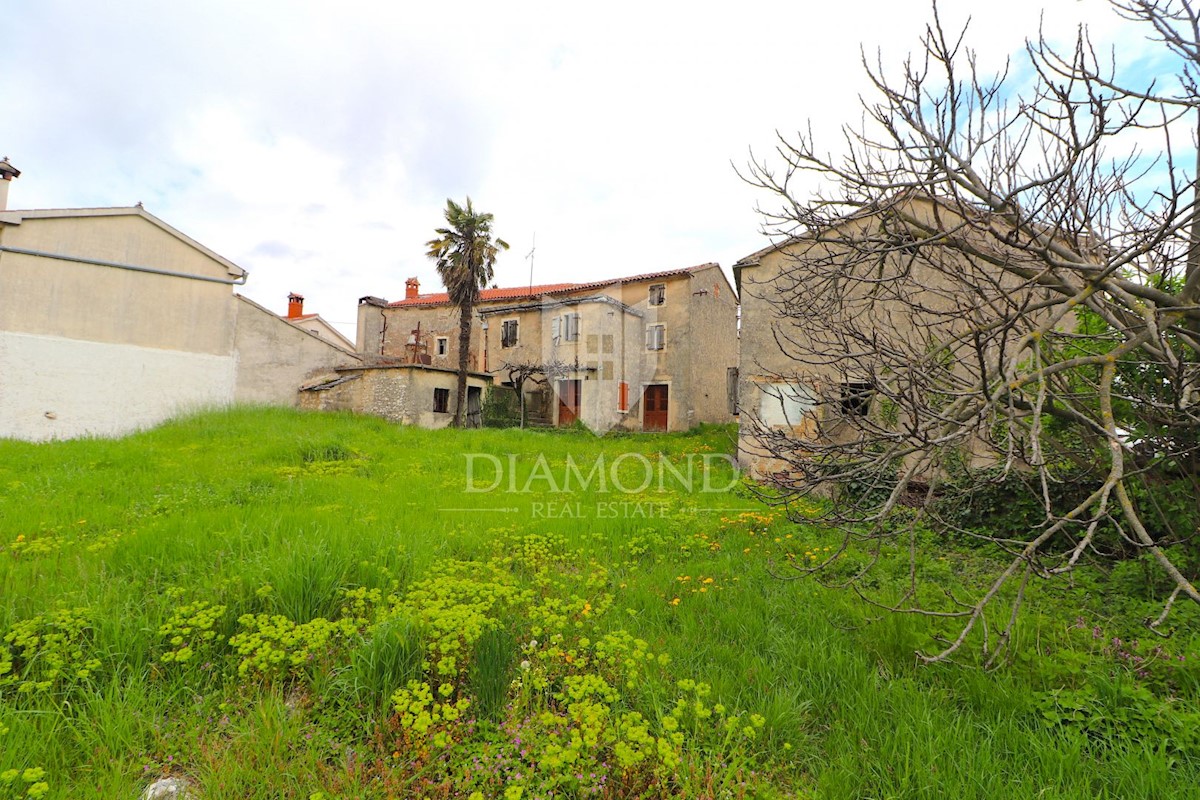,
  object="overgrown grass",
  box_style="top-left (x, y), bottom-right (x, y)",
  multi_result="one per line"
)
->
top-left (0, 407), bottom-right (1196, 799)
